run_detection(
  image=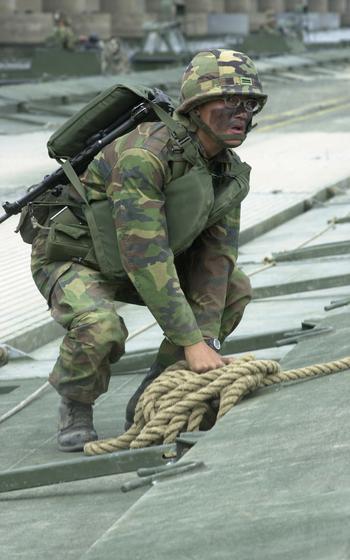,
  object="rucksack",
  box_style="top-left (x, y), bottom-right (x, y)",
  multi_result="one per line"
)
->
top-left (47, 83), bottom-right (174, 160)
top-left (16, 83), bottom-right (175, 246)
